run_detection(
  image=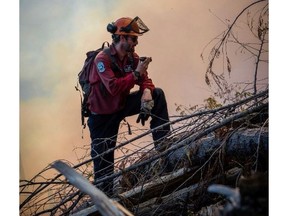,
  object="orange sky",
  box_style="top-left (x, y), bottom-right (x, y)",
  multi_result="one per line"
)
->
top-left (20, 0), bottom-right (268, 180)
